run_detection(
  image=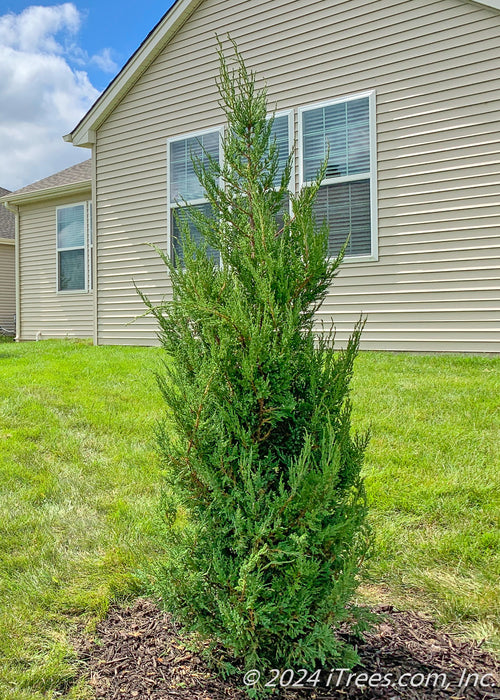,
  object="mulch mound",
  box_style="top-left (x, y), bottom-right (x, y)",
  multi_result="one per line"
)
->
top-left (78, 599), bottom-right (499, 699)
